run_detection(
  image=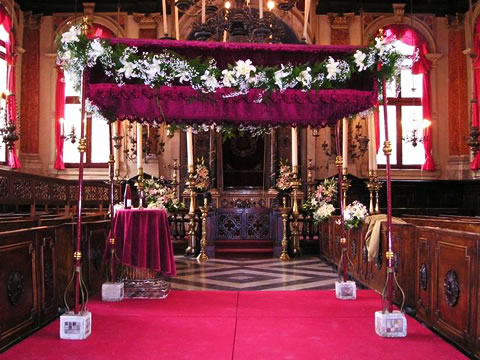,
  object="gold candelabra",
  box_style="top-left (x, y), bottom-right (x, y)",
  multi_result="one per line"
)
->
top-left (290, 166), bottom-right (302, 257)
top-left (185, 165), bottom-right (197, 257)
top-left (366, 170), bottom-right (376, 214)
top-left (307, 159), bottom-right (315, 195)
top-left (279, 197), bottom-right (291, 261)
top-left (373, 176), bottom-right (383, 214)
top-left (197, 198), bottom-right (209, 262)
top-left (342, 168), bottom-right (351, 210)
